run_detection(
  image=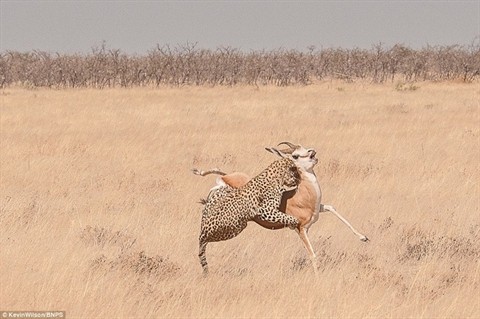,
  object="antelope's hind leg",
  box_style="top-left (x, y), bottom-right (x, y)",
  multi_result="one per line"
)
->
top-left (192, 168), bottom-right (226, 176)
top-left (296, 227), bottom-right (318, 273)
